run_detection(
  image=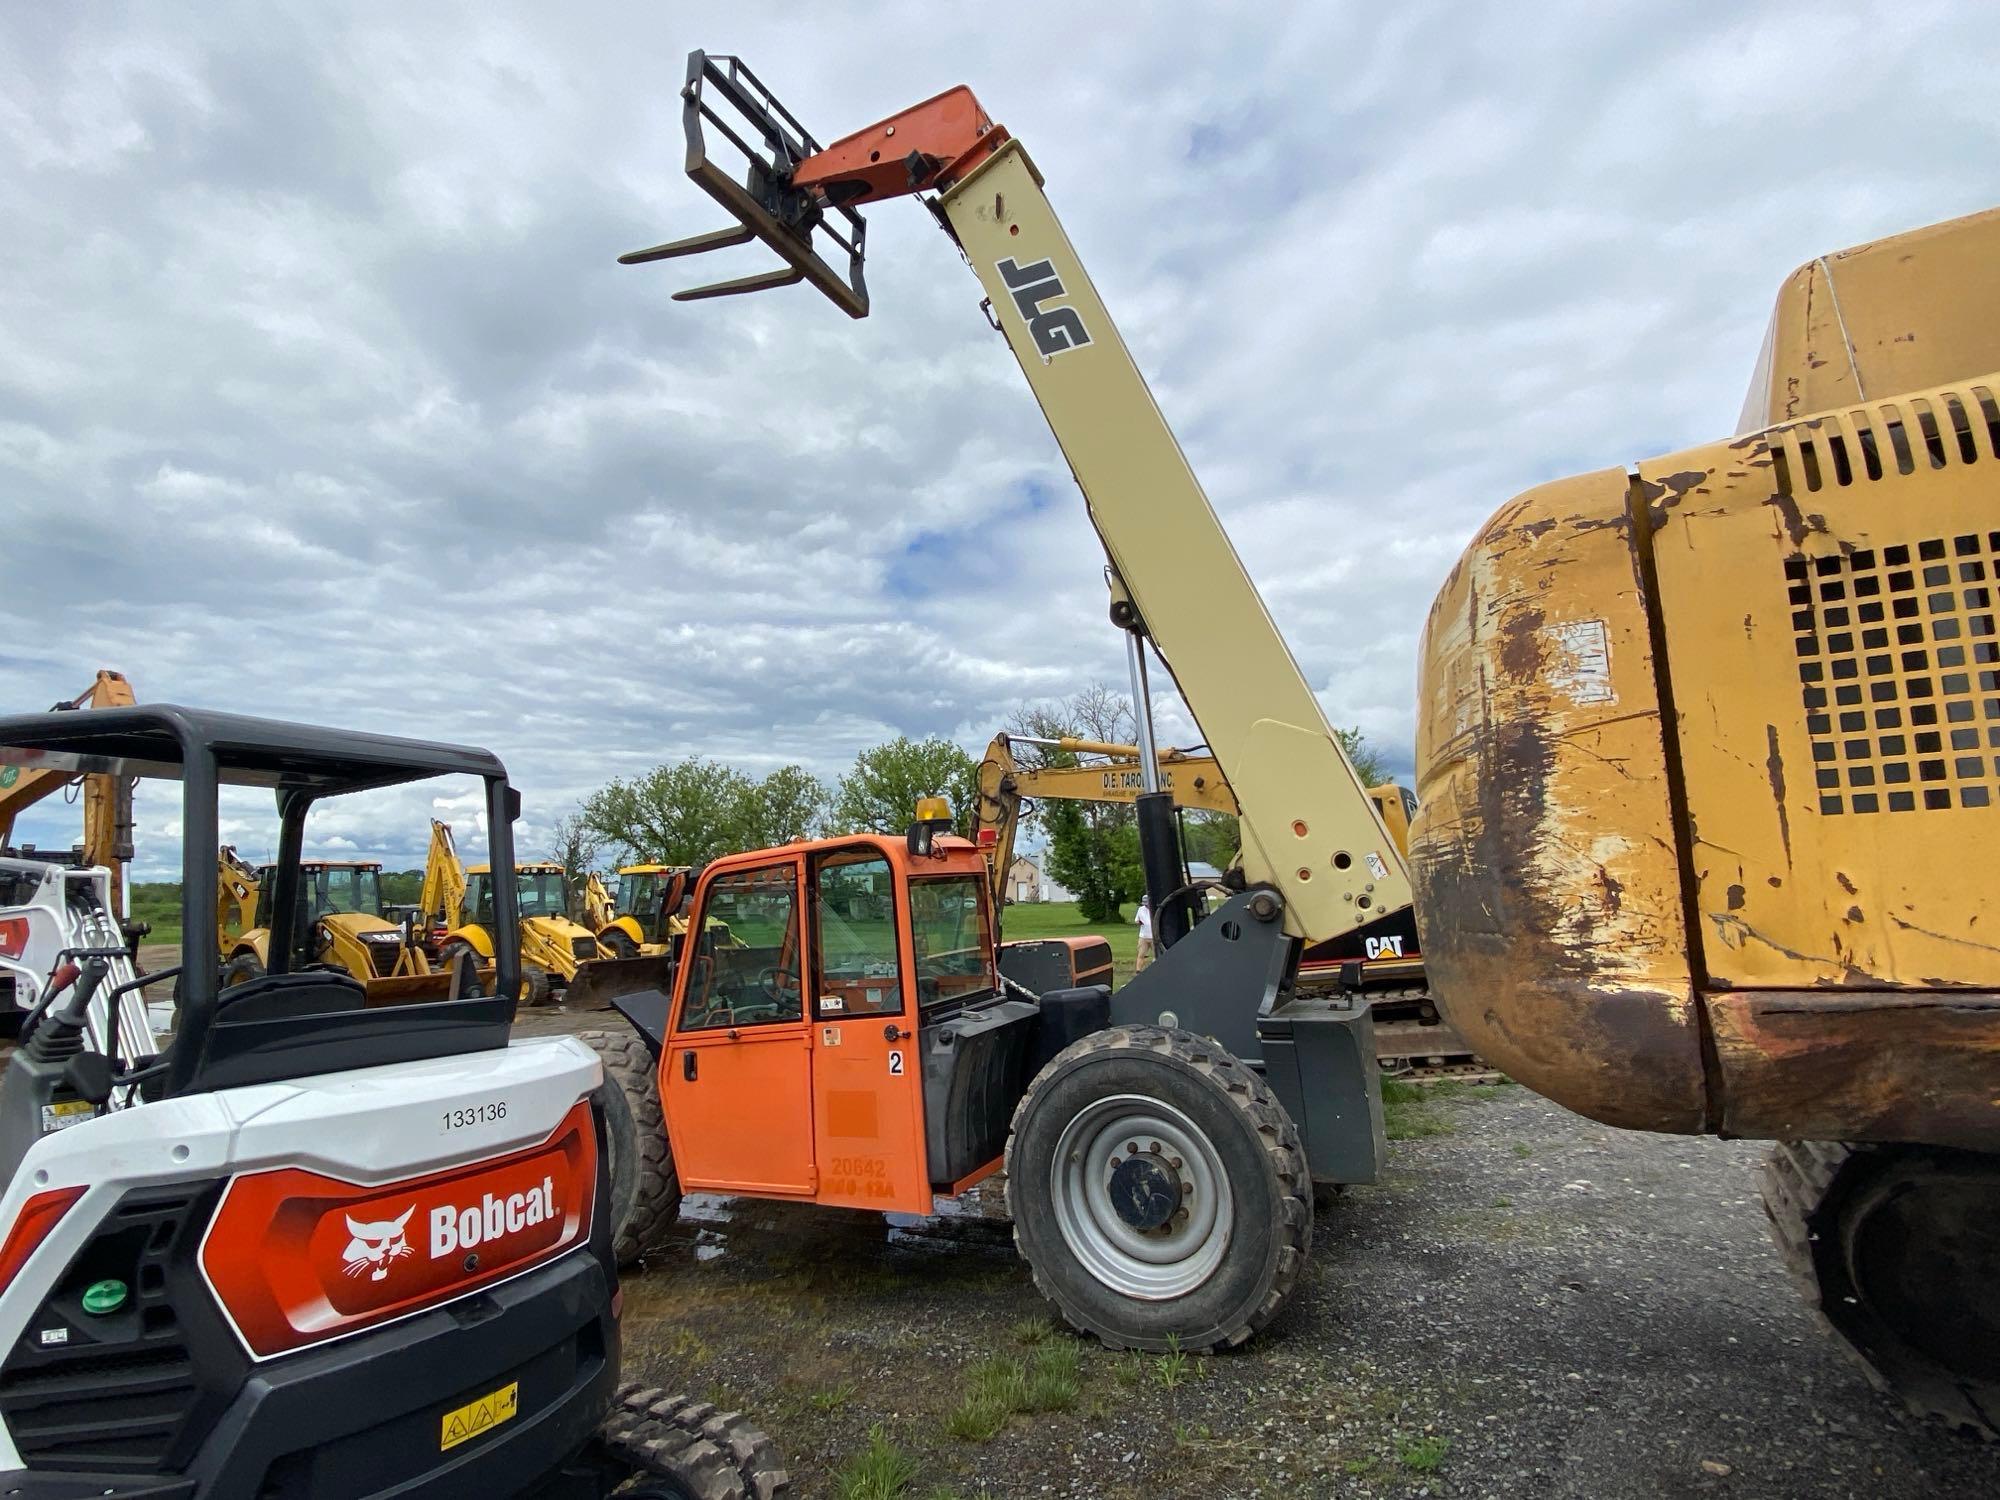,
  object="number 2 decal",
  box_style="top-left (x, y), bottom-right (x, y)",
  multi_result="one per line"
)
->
top-left (888, 1050), bottom-right (905, 1076)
